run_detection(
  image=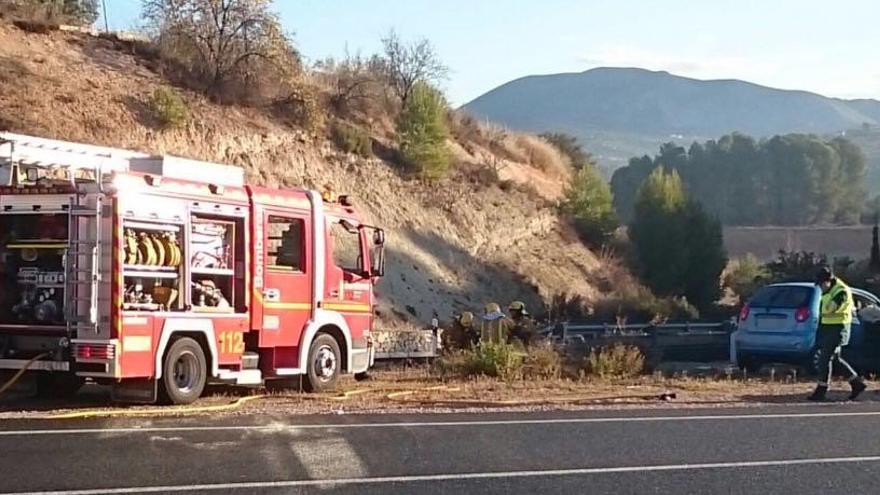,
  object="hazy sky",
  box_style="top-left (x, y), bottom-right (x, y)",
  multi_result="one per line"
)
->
top-left (101, 0), bottom-right (880, 106)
